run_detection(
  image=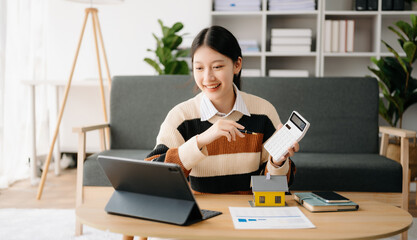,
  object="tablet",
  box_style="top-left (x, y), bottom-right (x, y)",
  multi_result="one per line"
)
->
top-left (97, 155), bottom-right (222, 225)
